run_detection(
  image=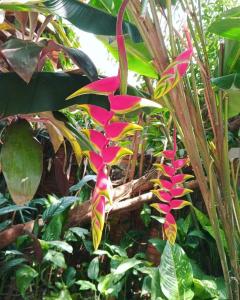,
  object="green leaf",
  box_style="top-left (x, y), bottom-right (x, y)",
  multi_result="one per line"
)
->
top-left (0, 258), bottom-right (27, 277)
top-left (16, 264), bottom-right (38, 298)
top-left (87, 257), bottom-right (99, 280)
top-left (151, 268), bottom-right (166, 300)
top-left (222, 40), bottom-right (240, 74)
top-left (69, 175), bottom-right (96, 192)
top-left (43, 0), bottom-right (141, 42)
top-left (0, 219), bottom-right (11, 231)
top-left (62, 46), bottom-right (98, 81)
top-left (76, 280), bottom-right (96, 291)
top-left (159, 242), bottom-right (194, 300)
top-left (66, 227), bottom-right (89, 239)
top-left (63, 267), bottom-right (76, 287)
top-left (44, 249), bottom-right (66, 268)
top-left (42, 214), bottom-right (63, 241)
top-left (192, 278), bottom-right (219, 299)
top-left (113, 257), bottom-right (142, 275)
top-left (44, 289), bottom-right (73, 300)
top-left (209, 7), bottom-right (240, 40)
top-left (40, 240), bottom-right (73, 253)
top-left (193, 207), bottom-right (228, 249)
top-left (1, 120), bottom-right (43, 205)
top-left (0, 205), bottom-right (35, 216)
top-left (99, 36), bottom-right (158, 78)
top-left (1, 38), bottom-right (43, 83)
top-left (0, 72), bottom-right (109, 117)
top-left (42, 196), bottom-right (78, 221)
